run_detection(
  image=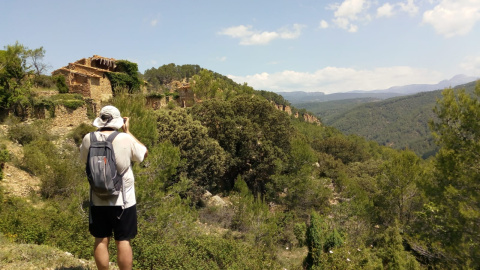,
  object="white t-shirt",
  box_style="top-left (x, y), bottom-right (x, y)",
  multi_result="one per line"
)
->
top-left (80, 131), bottom-right (147, 208)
